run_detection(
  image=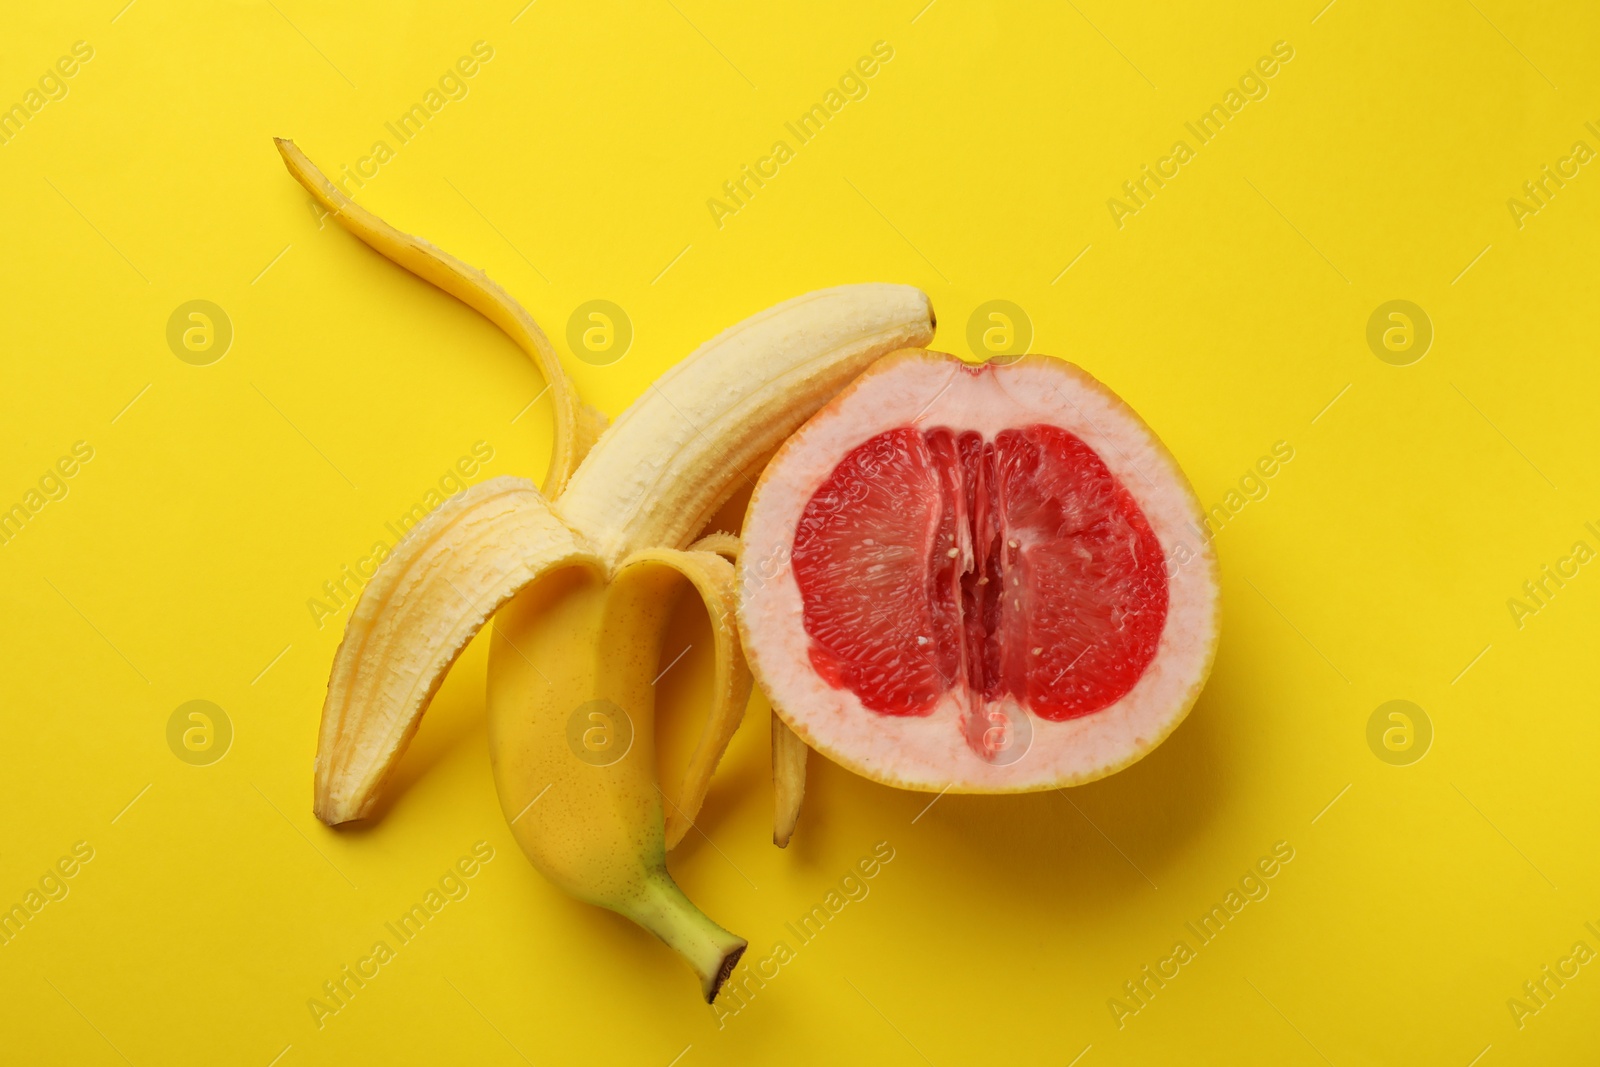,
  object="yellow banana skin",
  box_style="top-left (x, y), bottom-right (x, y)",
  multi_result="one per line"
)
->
top-left (684, 534), bottom-right (807, 848)
top-left (772, 715), bottom-right (808, 848)
top-left (273, 138), bottom-right (603, 497)
top-left (488, 550), bottom-right (750, 1000)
